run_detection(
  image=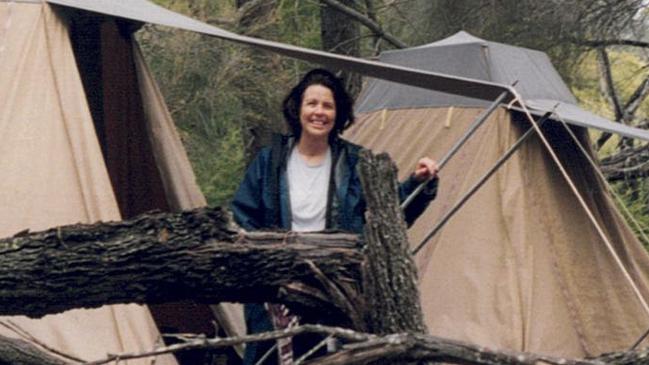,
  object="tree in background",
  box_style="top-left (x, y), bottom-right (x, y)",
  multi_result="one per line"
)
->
top-left (140, 0), bottom-right (649, 241)
top-left (320, 0), bottom-right (362, 97)
top-left (138, 0), bottom-right (311, 205)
